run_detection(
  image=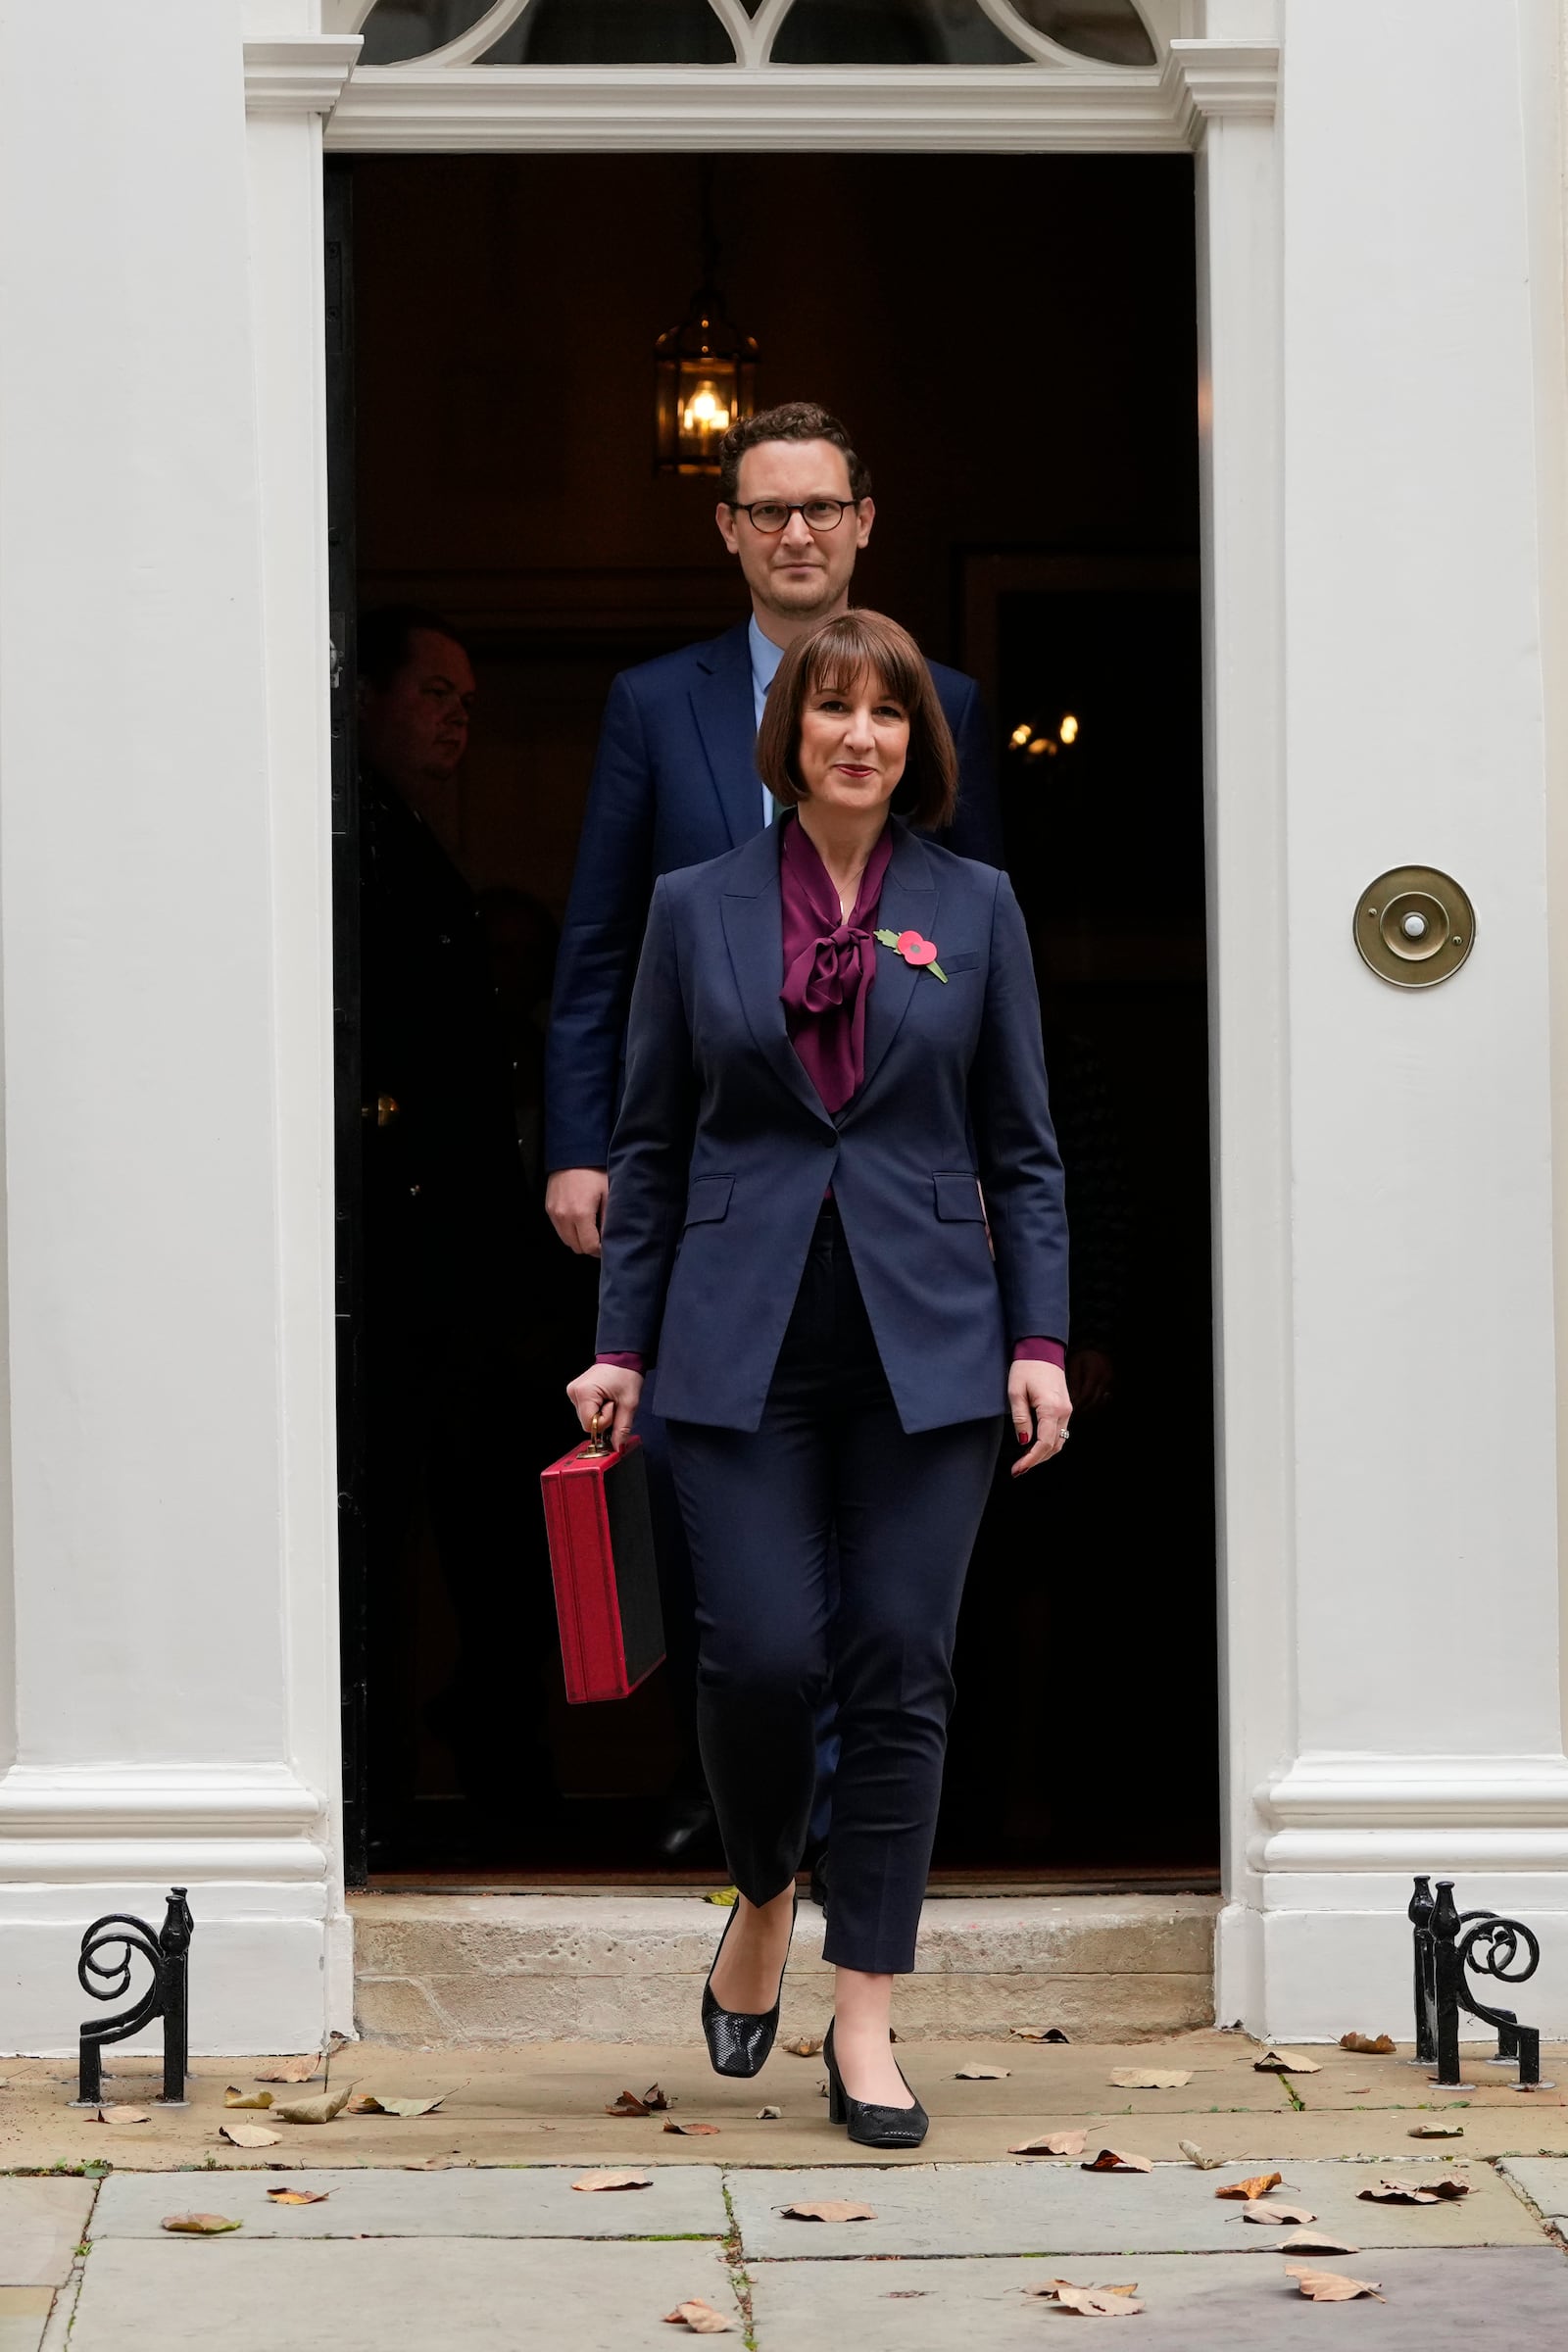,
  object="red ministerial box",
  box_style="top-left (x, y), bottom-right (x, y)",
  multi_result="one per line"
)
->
top-left (540, 1430), bottom-right (665, 1704)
